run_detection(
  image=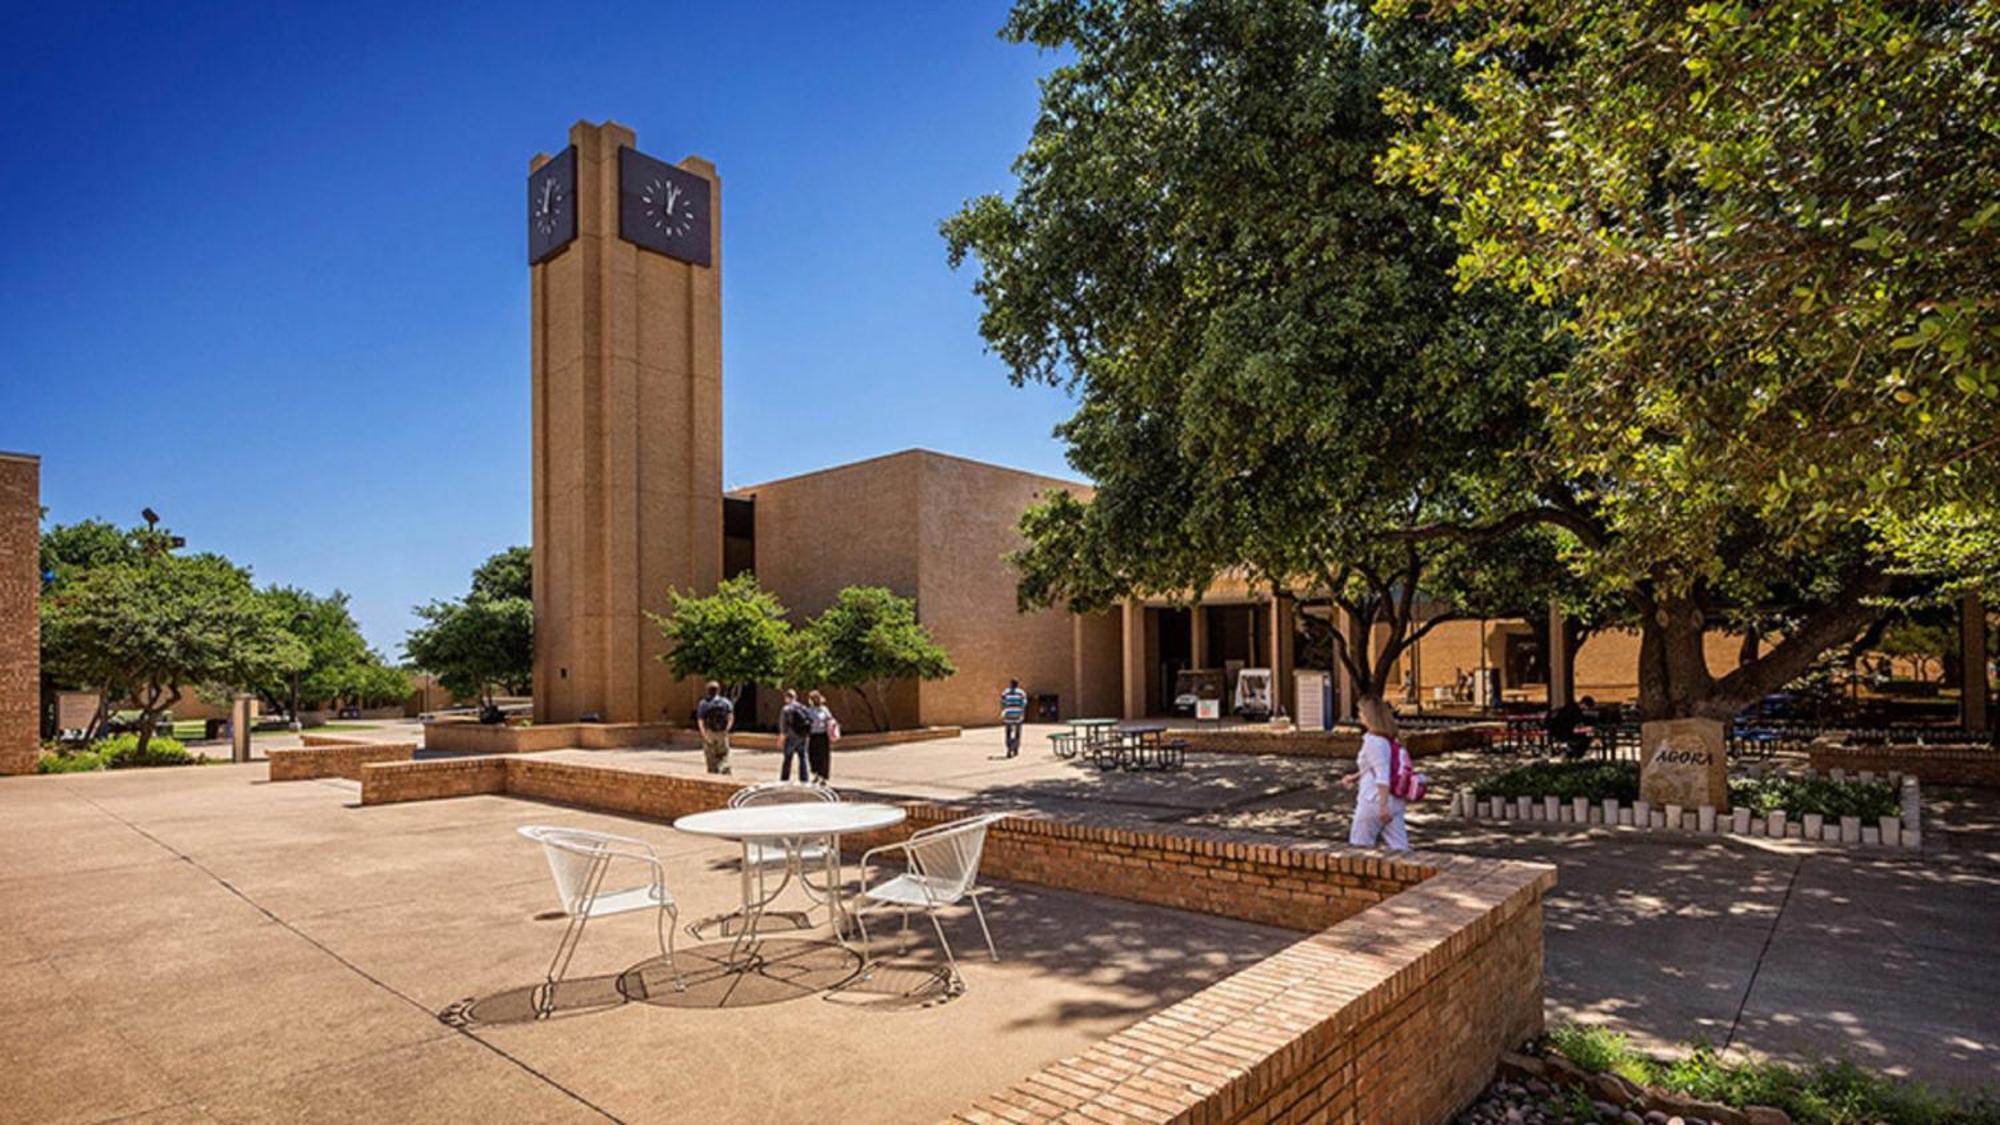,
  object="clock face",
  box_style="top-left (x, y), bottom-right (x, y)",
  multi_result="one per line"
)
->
top-left (527, 146), bottom-right (578, 265)
top-left (618, 146), bottom-right (712, 266)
